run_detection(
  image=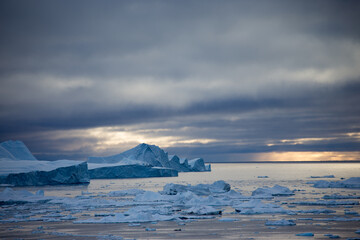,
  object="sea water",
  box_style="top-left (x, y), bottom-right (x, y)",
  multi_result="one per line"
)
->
top-left (7, 163), bottom-right (359, 197)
